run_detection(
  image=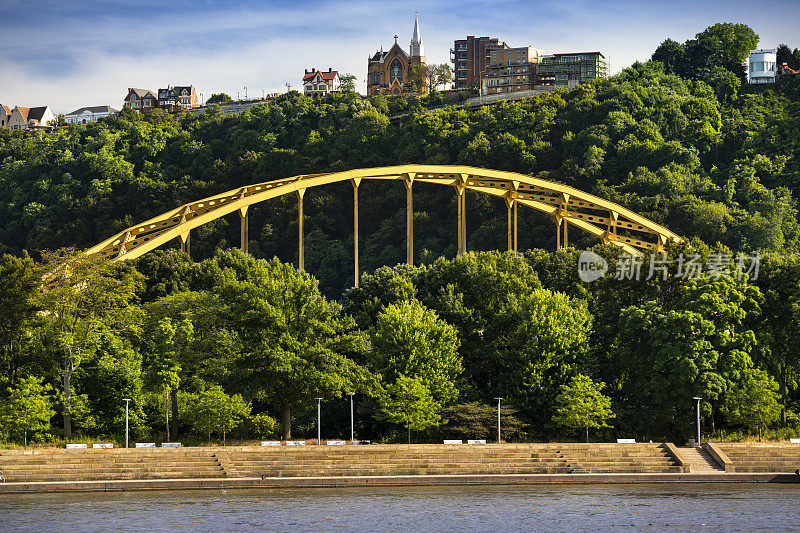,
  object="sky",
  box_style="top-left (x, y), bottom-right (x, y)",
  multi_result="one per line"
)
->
top-left (1, 0), bottom-right (799, 114)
